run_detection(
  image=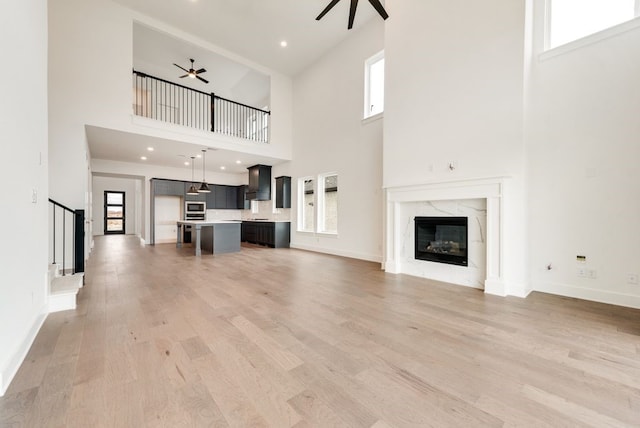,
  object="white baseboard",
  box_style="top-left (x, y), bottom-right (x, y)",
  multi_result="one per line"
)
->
top-left (139, 236), bottom-right (146, 246)
top-left (484, 279), bottom-right (507, 297)
top-left (0, 308), bottom-right (48, 397)
top-left (534, 280), bottom-right (640, 309)
top-left (509, 281), bottom-right (533, 299)
top-left (290, 243), bottom-right (382, 264)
